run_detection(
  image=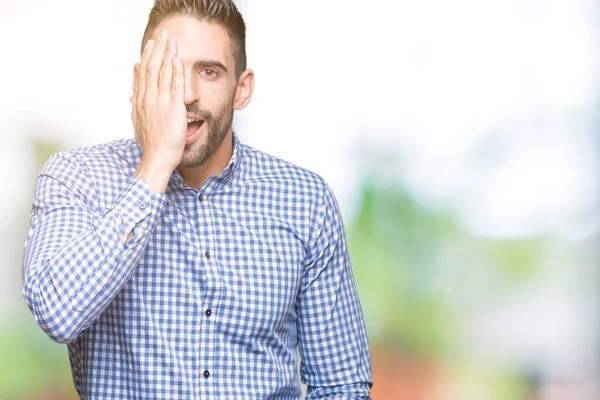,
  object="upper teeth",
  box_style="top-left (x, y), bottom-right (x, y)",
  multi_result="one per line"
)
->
top-left (187, 118), bottom-right (200, 123)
